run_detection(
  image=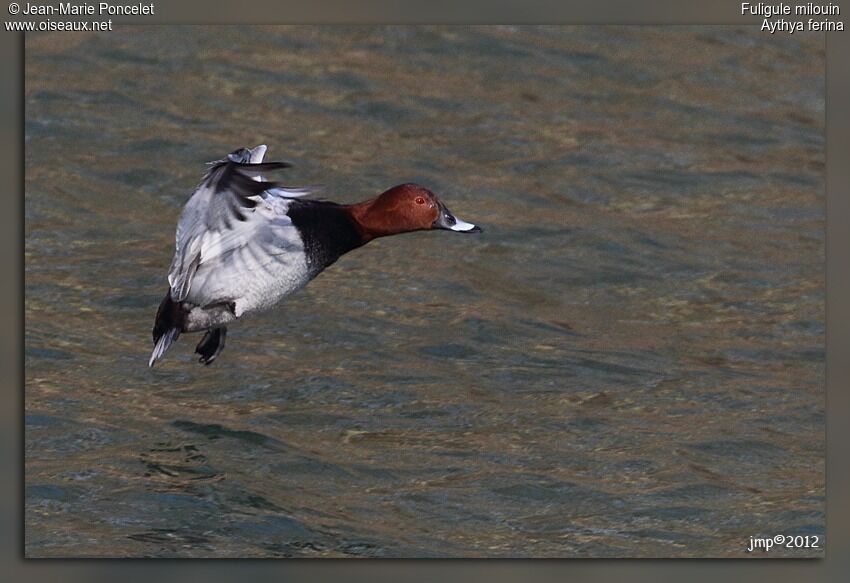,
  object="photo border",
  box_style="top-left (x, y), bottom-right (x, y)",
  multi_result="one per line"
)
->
top-left (5, 0), bottom-right (847, 579)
